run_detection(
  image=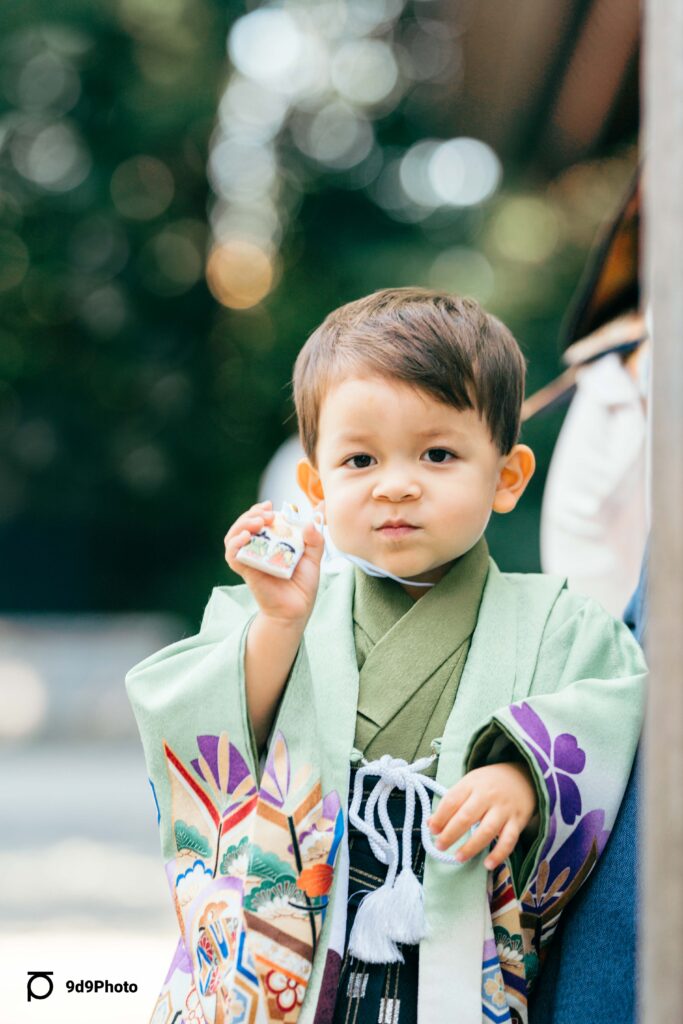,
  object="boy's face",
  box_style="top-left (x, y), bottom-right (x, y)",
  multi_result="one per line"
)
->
top-left (298, 375), bottom-right (534, 592)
